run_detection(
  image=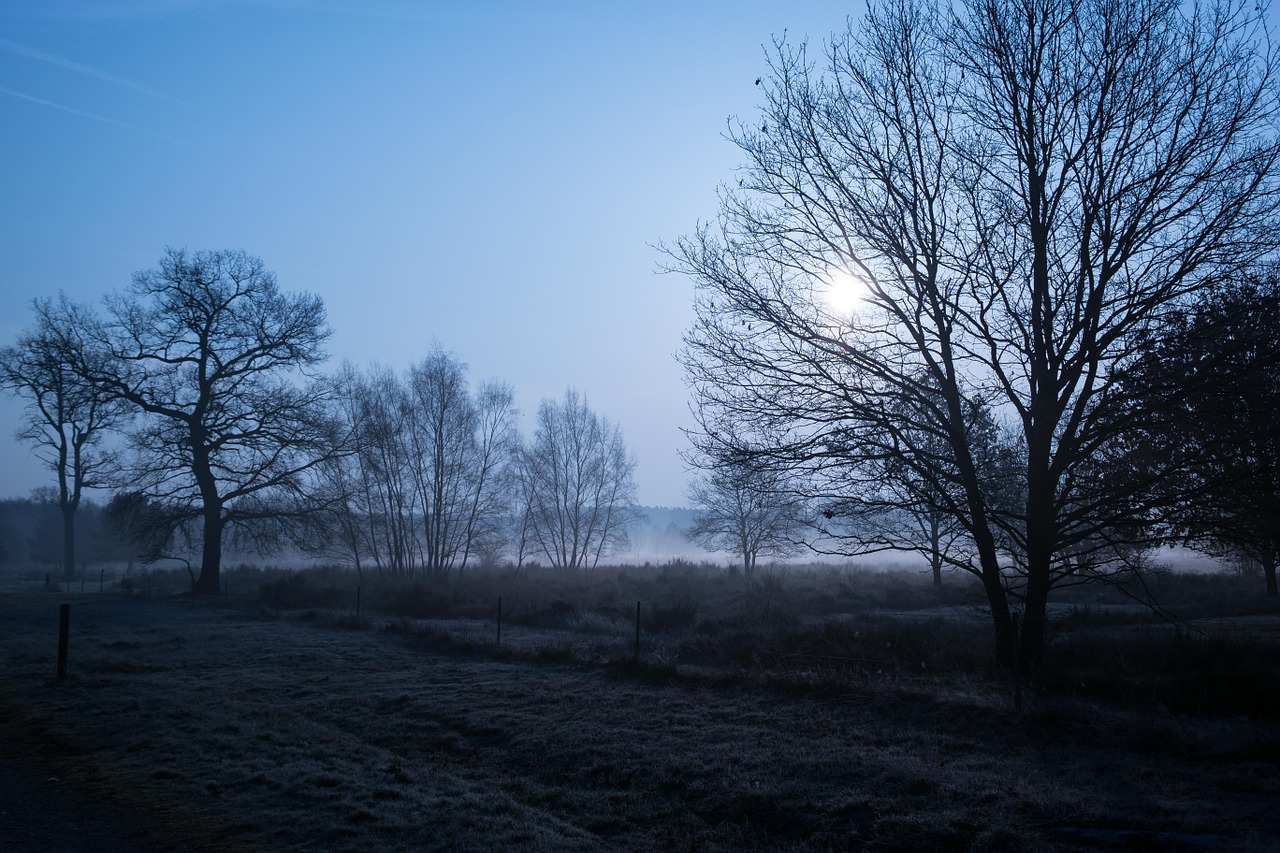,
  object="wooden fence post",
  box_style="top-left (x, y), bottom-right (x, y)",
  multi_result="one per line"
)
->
top-left (634, 601), bottom-right (641, 661)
